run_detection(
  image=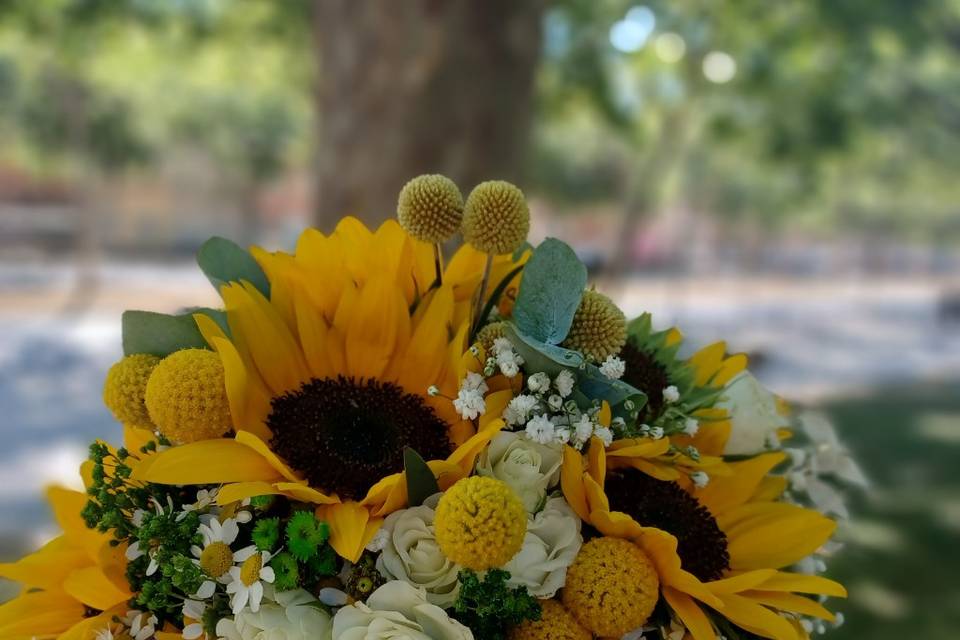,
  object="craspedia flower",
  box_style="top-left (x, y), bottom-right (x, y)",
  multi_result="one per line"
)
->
top-left (397, 174), bottom-right (464, 243)
top-left (561, 537), bottom-right (659, 637)
top-left (509, 600), bottom-right (591, 640)
top-left (462, 180), bottom-right (530, 255)
top-left (434, 476), bottom-right (527, 570)
top-left (476, 321), bottom-right (508, 354)
top-left (561, 290), bottom-right (627, 363)
top-left (144, 348), bottom-right (232, 444)
top-left (103, 353), bottom-right (160, 428)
